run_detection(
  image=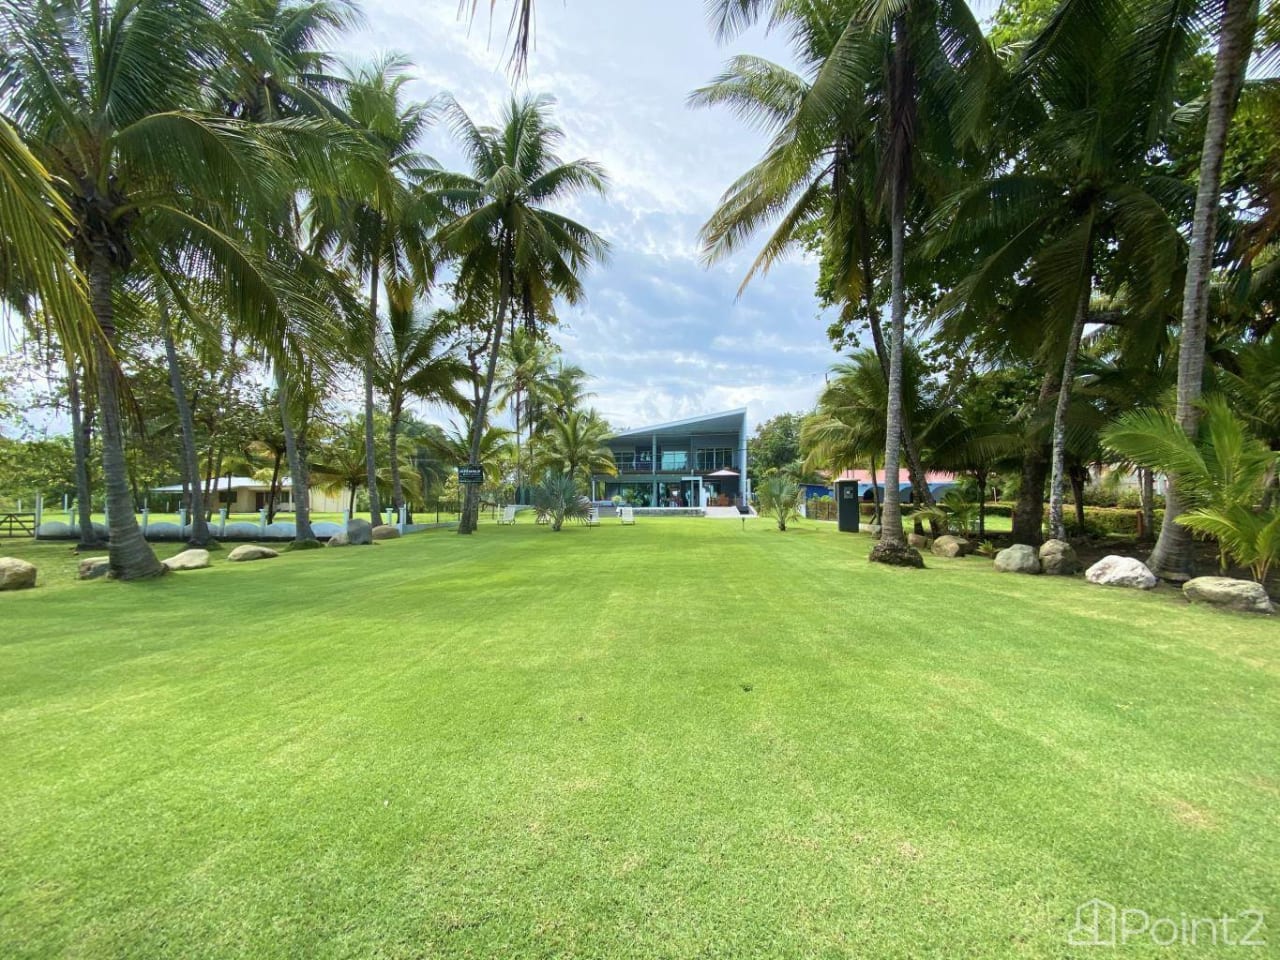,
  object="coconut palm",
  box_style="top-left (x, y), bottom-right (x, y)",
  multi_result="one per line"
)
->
top-left (432, 93), bottom-right (609, 534)
top-left (0, 118), bottom-right (92, 353)
top-left (427, 419), bottom-right (515, 488)
top-left (694, 0), bottom-right (946, 523)
top-left (376, 288), bottom-right (472, 514)
top-left (311, 55), bottom-right (438, 525)
top-left (707, 0), bottom-right (992, 564)
top-left (497, 327), bottom-right (553, 494)
top-left (532, 409), bottom-right (616, 487)
top-left (1, 0), bottom-right (299, 578)
top-left (1151, 0), bottom-right (1262, 577)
